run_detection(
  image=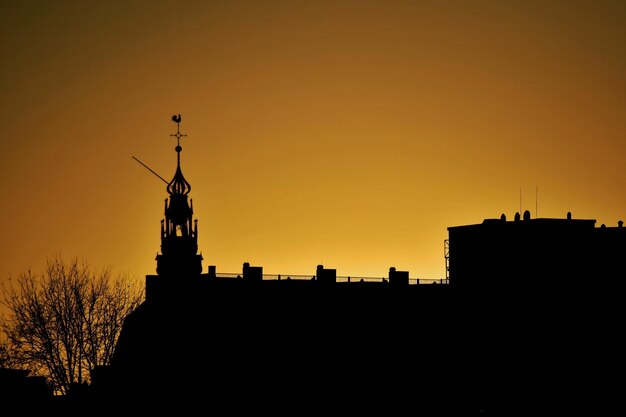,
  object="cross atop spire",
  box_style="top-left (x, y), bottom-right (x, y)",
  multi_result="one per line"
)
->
top-left (170, 114), bottom-right (187, 152)
top-left (166, 114), bottom-right (191, 196)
